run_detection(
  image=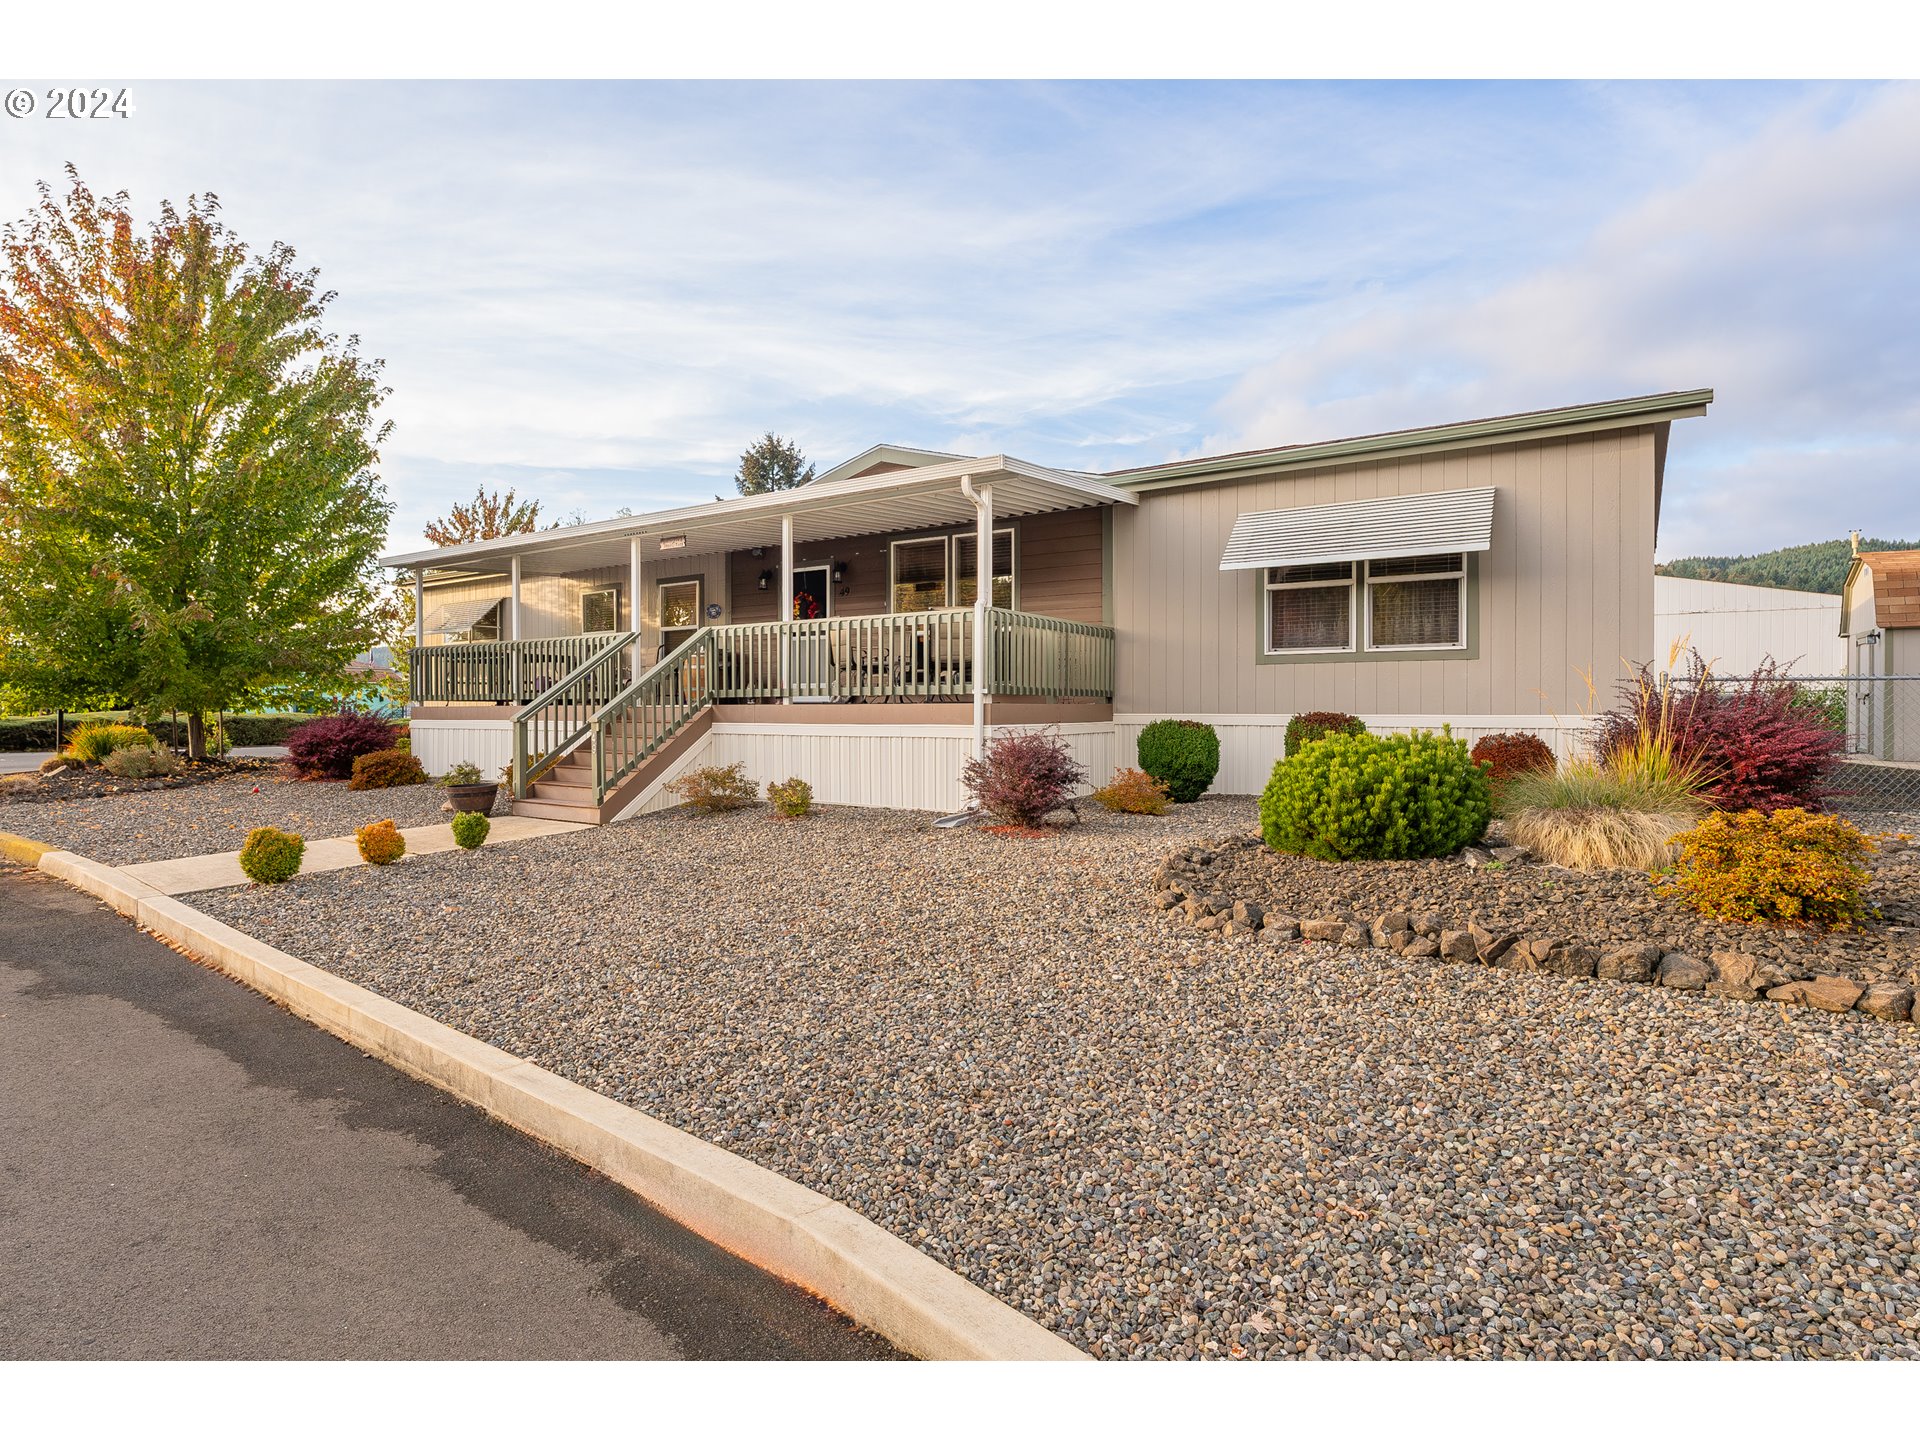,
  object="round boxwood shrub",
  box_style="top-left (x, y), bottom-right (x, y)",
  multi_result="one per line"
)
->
top-left (239, 826), bottom-right (305, 884)
top-left (1260, 728), bottom-right (1490, 861)
top-left (450, 810), bottom-right (491, 850)
top-left (1136, 720), bottom-right (1220, 803)
top-left (1283, 711), bottom-right (1367, 757)
top-left (349, 748), bottom-right (427, 791)
top-left (354, 819), bottom-right (406, 866)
